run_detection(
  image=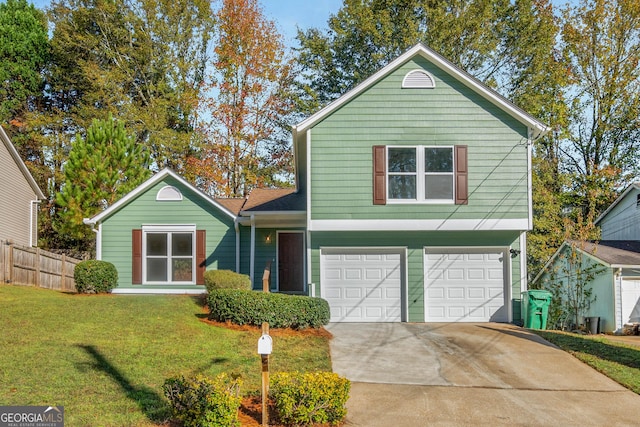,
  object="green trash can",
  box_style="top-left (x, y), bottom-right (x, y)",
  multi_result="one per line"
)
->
top-left (521, 290), bottom-right (552, 330)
